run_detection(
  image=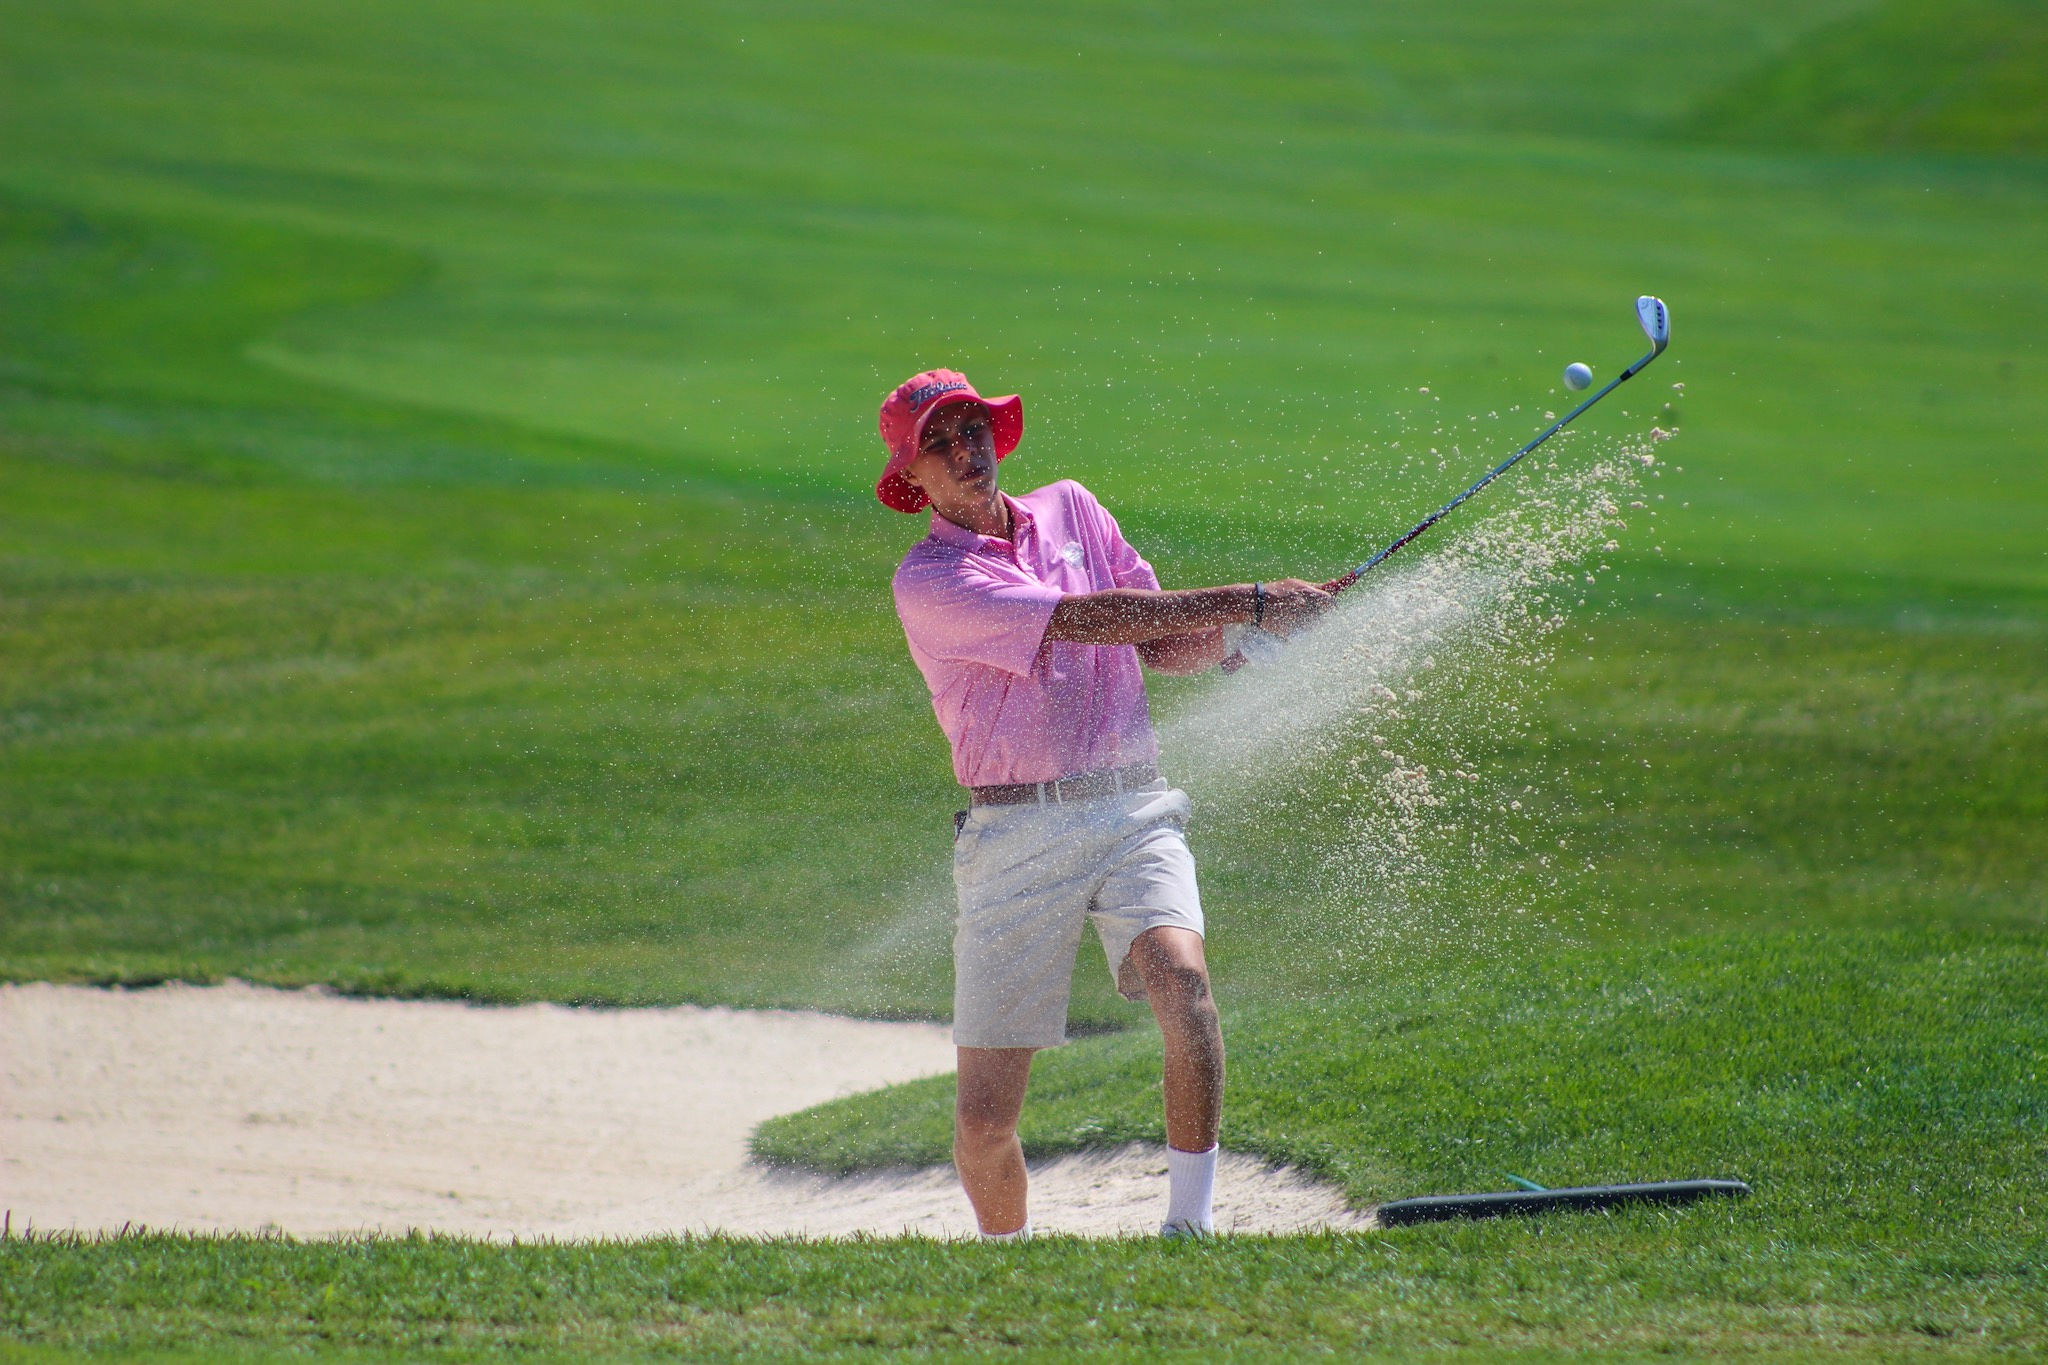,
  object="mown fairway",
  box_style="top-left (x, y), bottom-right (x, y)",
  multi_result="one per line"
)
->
top-left (2, 0), bottom-right (2044, 1357)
